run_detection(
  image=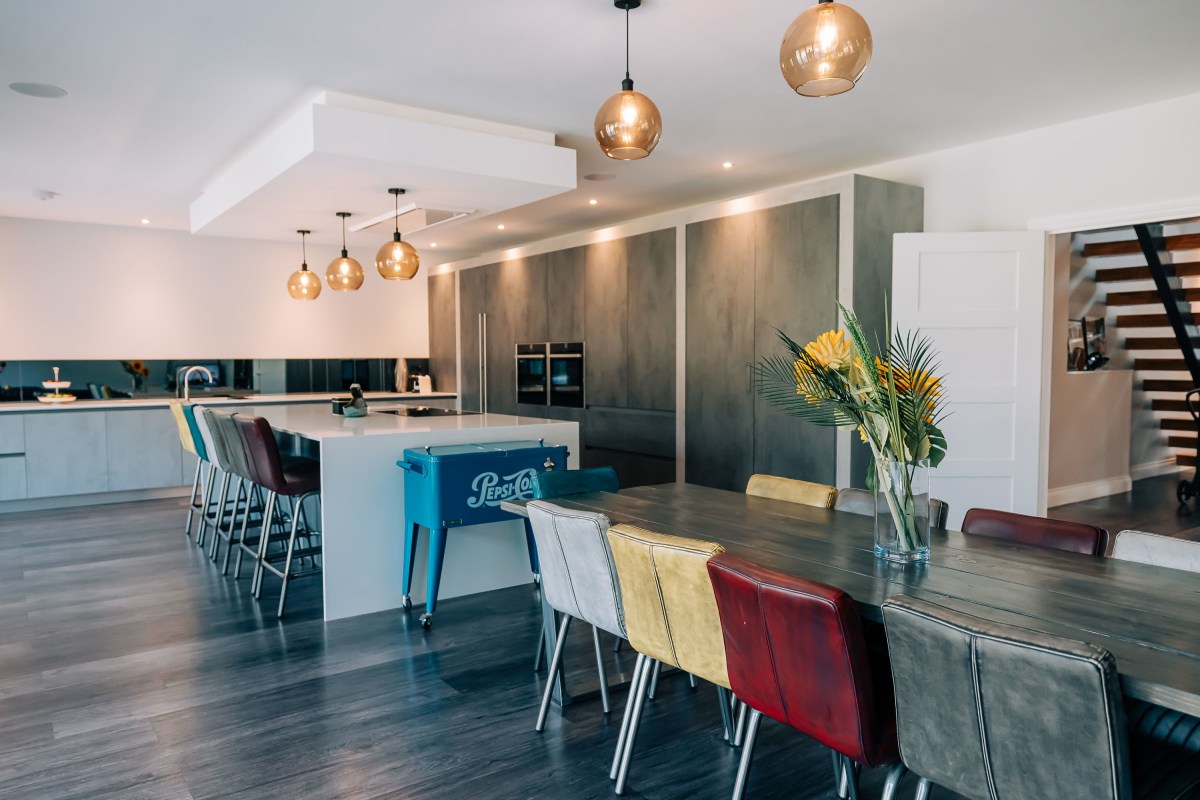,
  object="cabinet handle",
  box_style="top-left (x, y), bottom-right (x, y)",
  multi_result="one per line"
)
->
top-left (481, 312), bottom-right (489, 413)
top-left (477, 313), bottom-right (485, 413)
top-left (747, 362), bottom-right (753, 394)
